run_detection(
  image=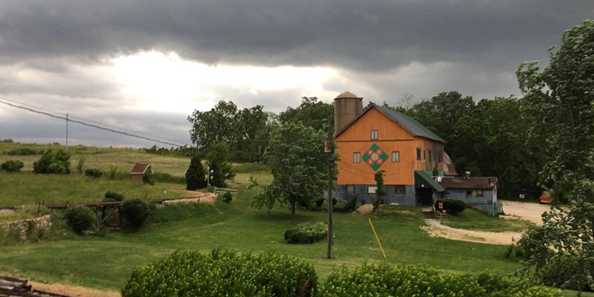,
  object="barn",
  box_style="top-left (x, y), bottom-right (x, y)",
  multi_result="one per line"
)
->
top-left (332, 91), bottom-right (499, 215)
